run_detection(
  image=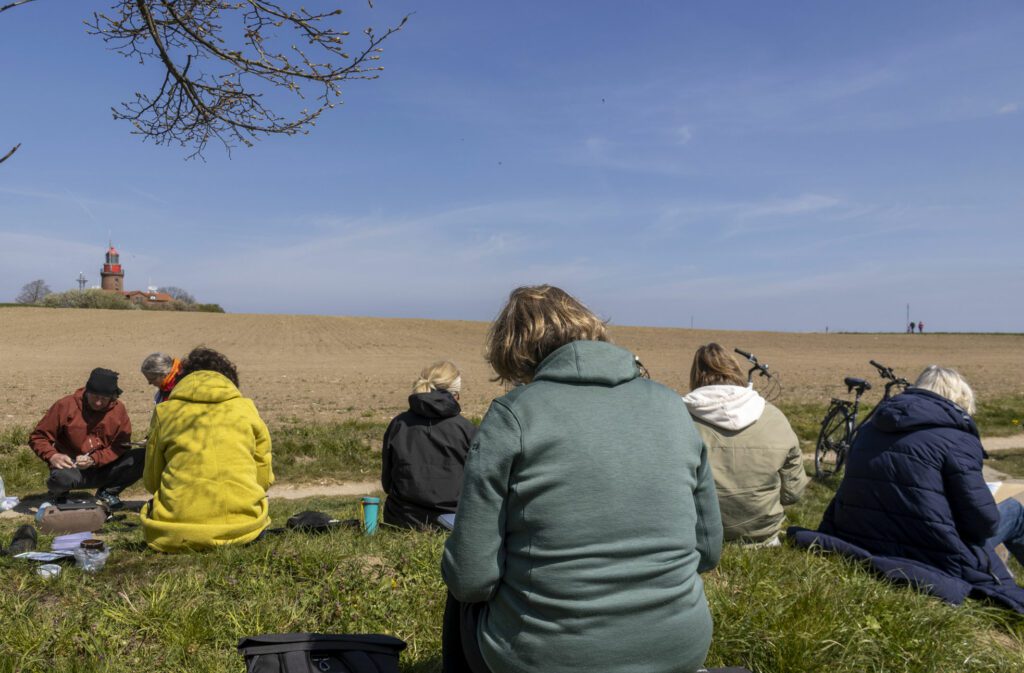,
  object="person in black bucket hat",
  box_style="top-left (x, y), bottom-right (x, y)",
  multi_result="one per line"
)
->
top-left (28, 368), bottom-right (144, 510)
